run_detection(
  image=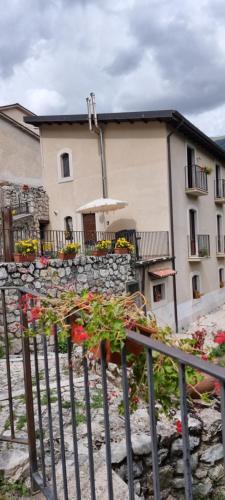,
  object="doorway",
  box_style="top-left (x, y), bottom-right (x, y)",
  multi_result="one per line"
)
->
top-left (83, 213), bottom-right (96, 244)
top-left (187, 146), bottom-right (195, 188)
top-left (217, 214), bottom-right (222, 252)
